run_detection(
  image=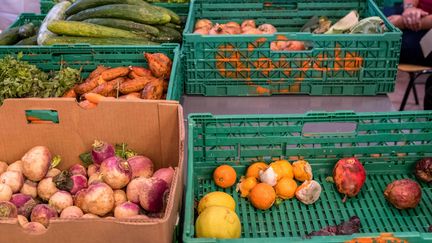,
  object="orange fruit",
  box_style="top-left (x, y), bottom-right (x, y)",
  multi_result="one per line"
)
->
top-left (270, 160), bottom-right (294, 180)
top-left (248, 183), bottom-right (276, 210)
top-left (245, 162), bottom-right (268, 179)
top-left (292, 160), bottom-right (313, 181)
top-left (274, 177), bottom-right (297, 199)
top-left (236, 176), bottom-right (258, 198)
top-left (213, 165), bottom-right (237, 188)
